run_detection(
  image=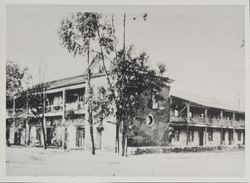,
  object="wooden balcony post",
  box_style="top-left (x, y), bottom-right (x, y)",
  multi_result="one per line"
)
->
top-left (186, 104), bottom-right (190, 146)
top-left (204, 126), bottom-right (207, 146)
top-left (220, 128), bottom-right (223, 145)
top-left (232, 112), bottom-right (235, 121)
top-left (12, 96), bottom-right (16, 127)
top-left (204, 108), bottom-right (207, 118)
top-left (233, 128), bottom-right (235, 145)
top-left (25, 101), bottom-right (29, 146)
top-left (62, 89), bottom-right (66, 150)
top-left (220, 110), bottom-right (223, 119)
top-left (187, 104), bottom-right (190, 123)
